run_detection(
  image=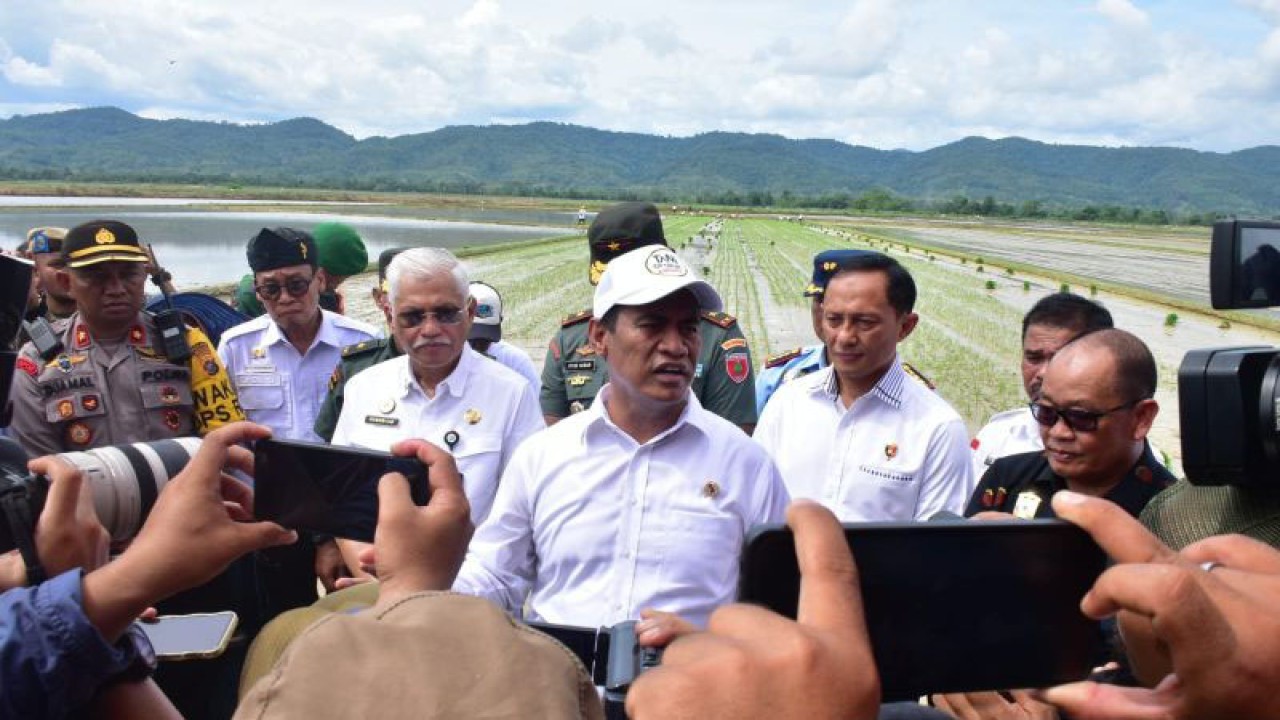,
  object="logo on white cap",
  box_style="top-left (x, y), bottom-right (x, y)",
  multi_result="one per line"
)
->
top-left (644, 247), bottom-right (688, 277)
top-left (476, 303), bottom-right (496, 320)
